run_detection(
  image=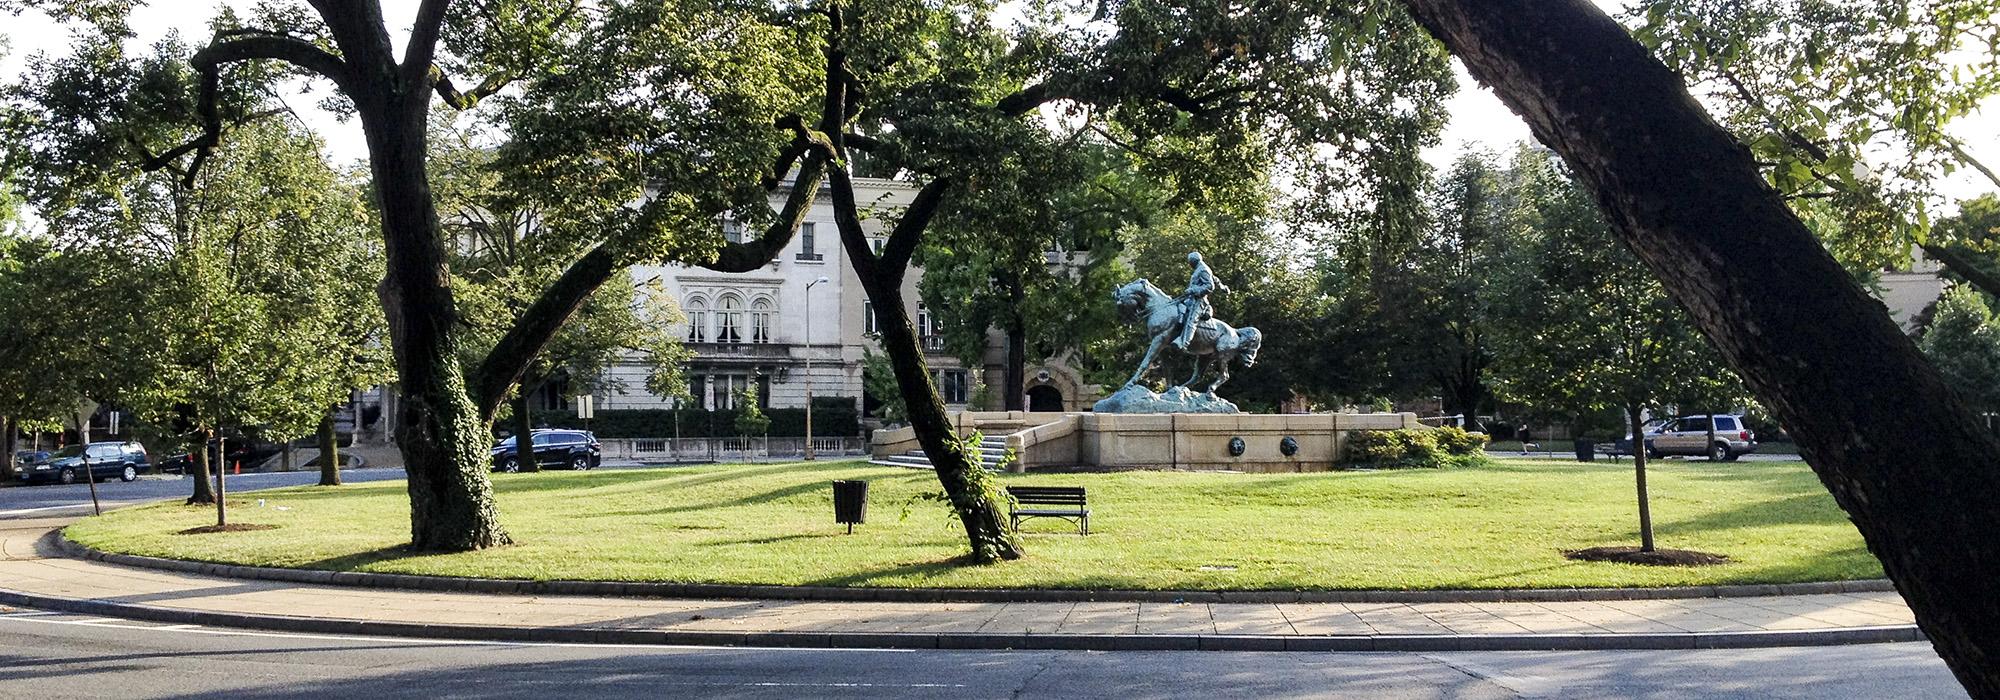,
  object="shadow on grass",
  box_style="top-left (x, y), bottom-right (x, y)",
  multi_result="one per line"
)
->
top-left (1653, 492), bottom-right (1850, 538)
top-left (296, 545), bottom-right (423, 572)
top-left (697, 532), bottom-right (837, 547)
top-left (803, 556), bottom-right (984, 587)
